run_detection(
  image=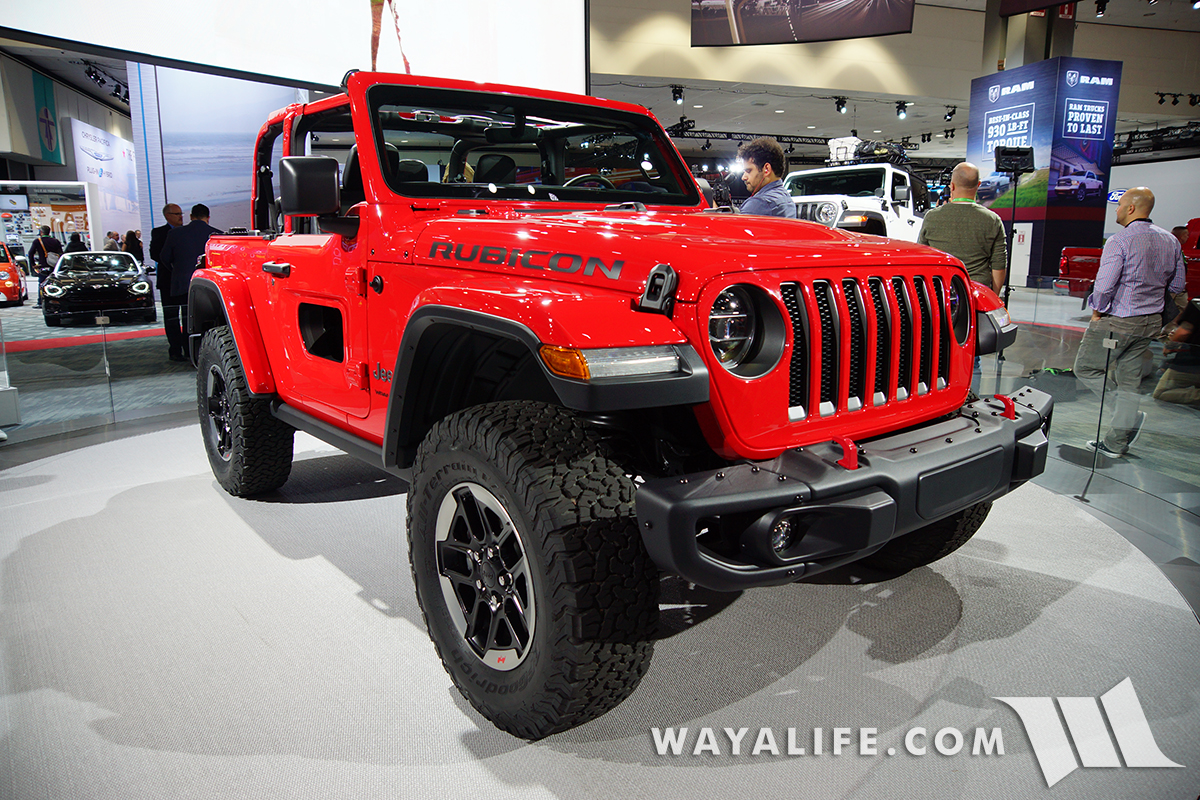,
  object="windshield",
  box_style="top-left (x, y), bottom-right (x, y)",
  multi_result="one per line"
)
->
top-left (56, 253), bottom-right (138, 274)
top-left (785, 169), bottom-right (886, 198)
top-left (364, 85), bottom-right (700, 206)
